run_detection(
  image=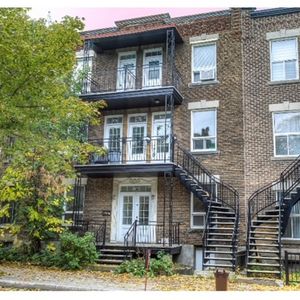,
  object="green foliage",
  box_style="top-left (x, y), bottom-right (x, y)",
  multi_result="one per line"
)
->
top-left (115, 251), bottom-right (174, 277)
top-left (115, 258), bottom-right (146, 277)
top-left (0, 8), bottom-right (106, 251)
top-left (149, 251), bottom-right (174, 276)
top-left (0, 232), bottom-right (98, 270)
top-left (58, 231), bottom-right (98, 269)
